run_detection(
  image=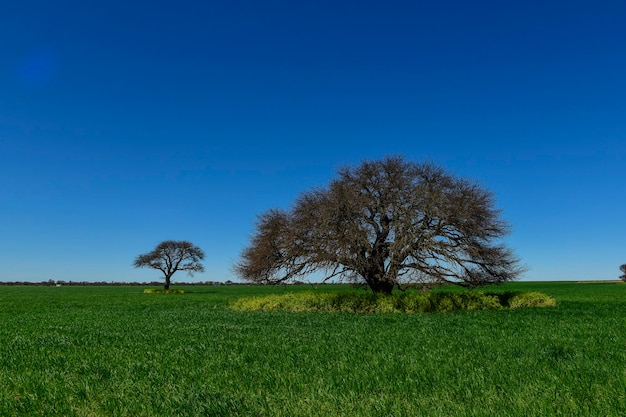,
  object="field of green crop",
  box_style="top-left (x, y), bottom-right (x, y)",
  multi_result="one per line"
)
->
top-left (1, 282), bottom-right (625, 416)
